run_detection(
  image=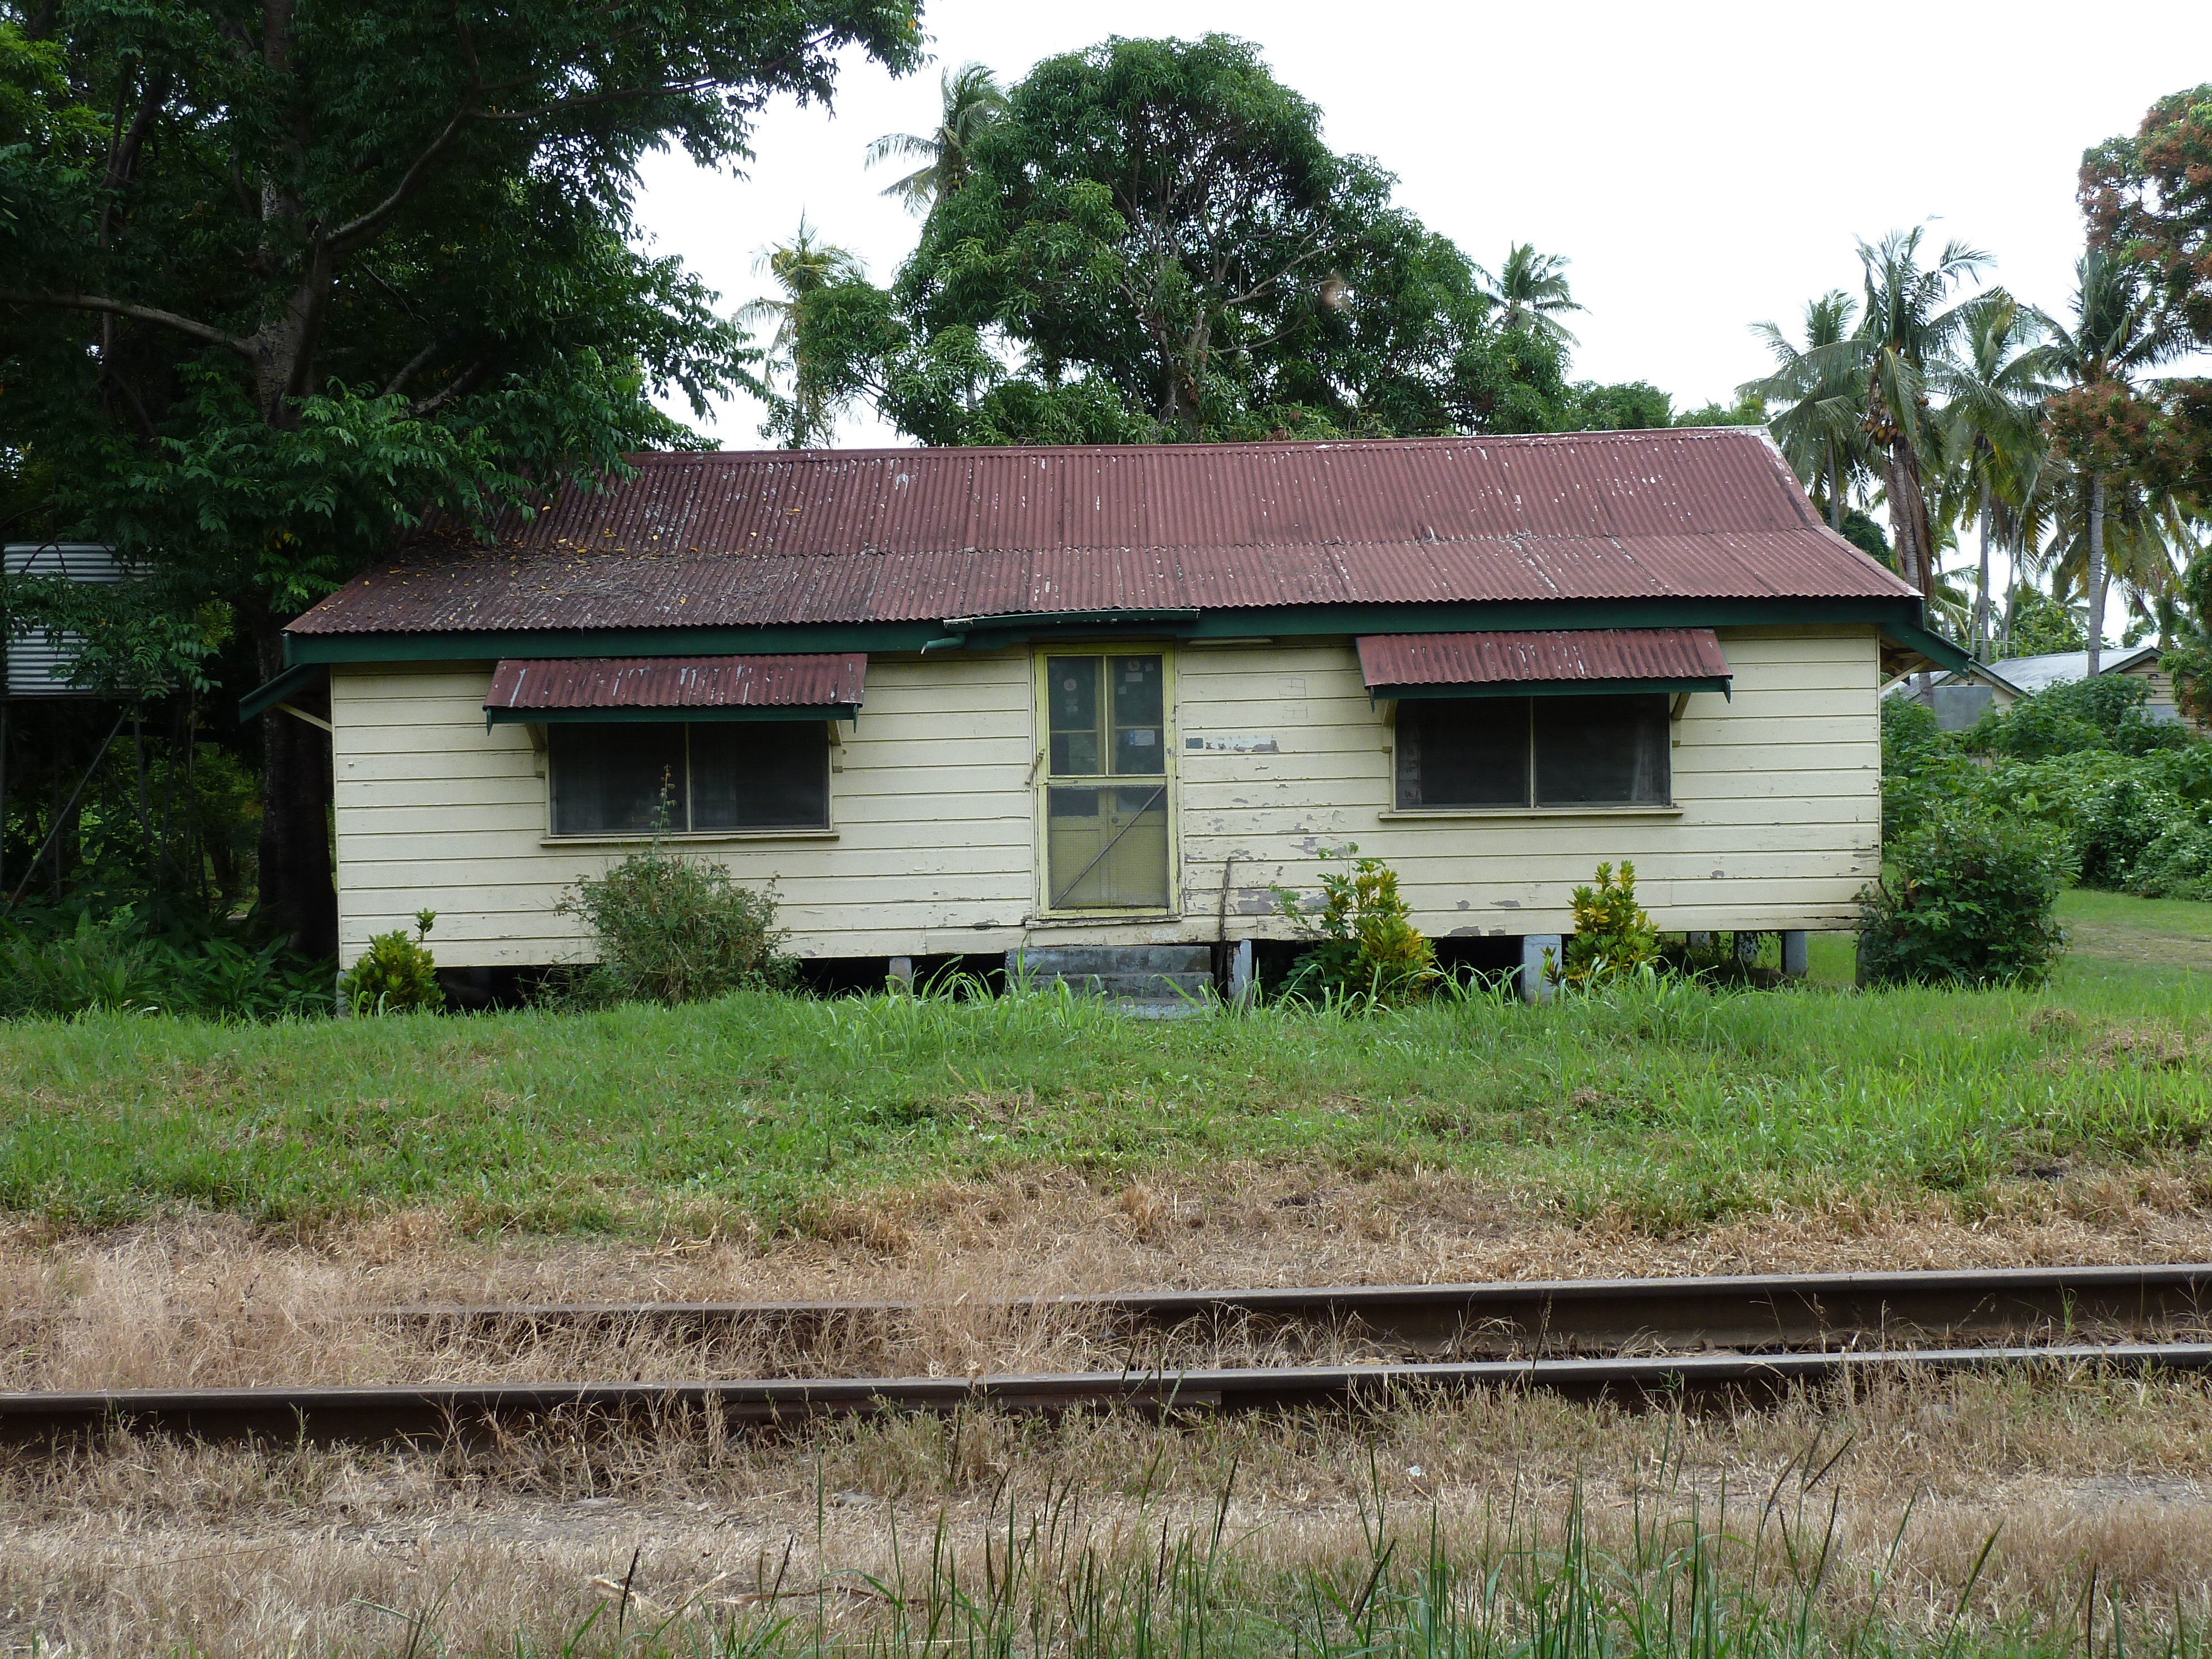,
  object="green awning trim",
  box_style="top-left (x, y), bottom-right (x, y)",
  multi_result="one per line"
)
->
top-left (1374, 676), bottom-right (1733, 703)
top-left (238, 662), bottom-right (326, 722)
top-left (485, 705), bottom-right (858, 729)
